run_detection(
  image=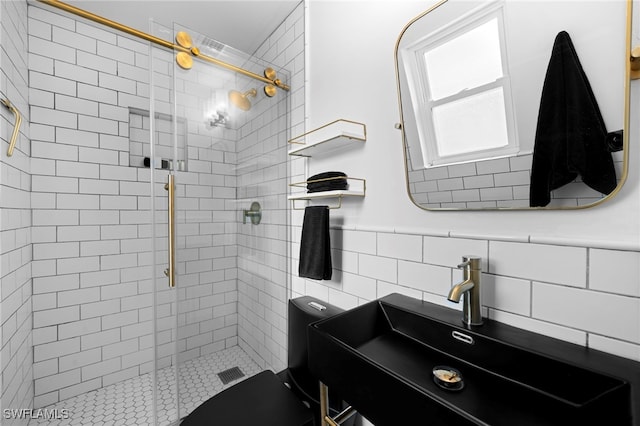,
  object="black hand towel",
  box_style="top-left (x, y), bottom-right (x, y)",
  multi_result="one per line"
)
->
top-left (298, 206), bottom-right (332, 280)
top-left (529, 31), bottom-right (616, 207)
